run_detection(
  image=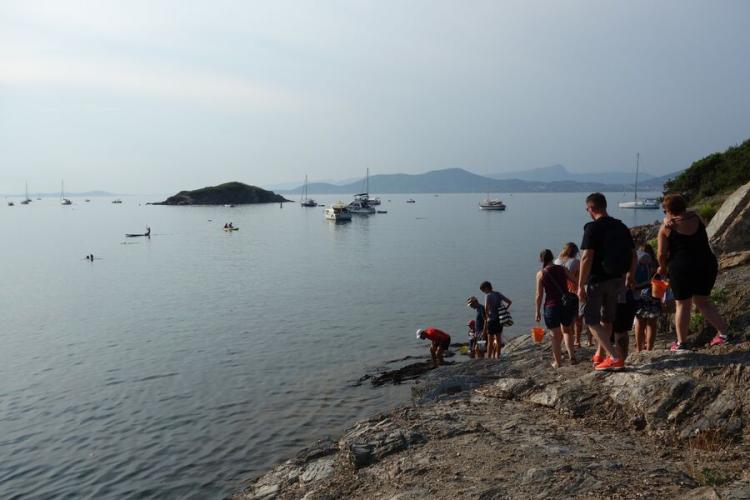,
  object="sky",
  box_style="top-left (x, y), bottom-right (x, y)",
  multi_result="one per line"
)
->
top-left (1, 0), bottom-right (749, 194)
